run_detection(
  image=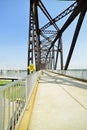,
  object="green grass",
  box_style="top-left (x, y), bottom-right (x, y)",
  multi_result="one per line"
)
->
top-left (0, 80), bottom-right (11, 86)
